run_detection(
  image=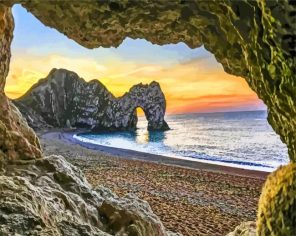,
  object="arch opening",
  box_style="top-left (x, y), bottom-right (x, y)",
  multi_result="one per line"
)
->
top-left (0, 0), bottom-right (294, 162)
top-left (135, 107), bottom-right (148, 128)
top-left (134, 107), bottom-right (149, 144)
